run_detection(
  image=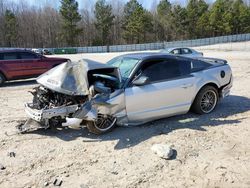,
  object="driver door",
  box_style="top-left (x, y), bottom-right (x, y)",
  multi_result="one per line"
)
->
top-left (124, 58), bottom-right (196, 123)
